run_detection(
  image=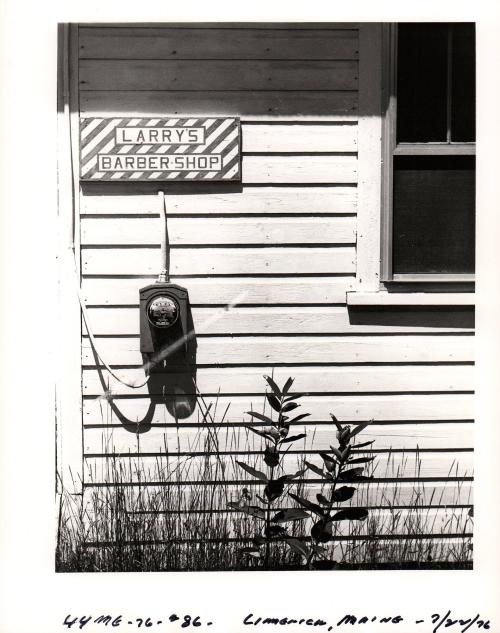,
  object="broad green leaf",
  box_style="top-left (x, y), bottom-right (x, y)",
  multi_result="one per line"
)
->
top-left (331, 507), bottom-right (368, 521)
top-left (265, 524), bottom-right (288, 538)
top-left (340, 446), bottom-right (351, 461)
top-left (352, 440), bottom-right (375, 449)
top-left (316, 493), bottom-right (330, 506)
top-left (348, 456), bottom-right (375, 465)
top-left (264, 446), bottom-right (280, 468)
top-left (283, 377), bottom-right (294, 394)
top-left (235, 460), bottom-right (268, 482)
top-left (285, 538), bottom-right (311, 558)
top-left (240, 505), bottom-right (267, 519)
top-left (228, 502), bottom-right (266, 519)
top-left (263, 426), bottom-right (281, 440)
top-left (330, 413), bottom-right (343, 434)
top-left (263, 374), bottom-right (282, 398)
top-left (338, 426), bottom-right (351, 444)
top-left (287, 413), bottom-right (311, 424)
top-left (320, 451), bottom-right (336, 465)
top-left (338, 467), bottom-right (364, 481)
top-left (271, 508), bottom-right (309, 523)
top-left (330, 446), bottom-right (343, 461)
top-left (264, 478), bottom-right (285, 501)
top-left (289, 492), bottom-right (324, 517)
top-left (280, 468), bottom-right (306, 482)
top-left (279, 425), bottom-right (290, 439)
top-left (347, 474), bottom-right (372, 482)
top-left (283, 394), bottom-right (304, 403)
top-left (279, 433), bottom-right (307, 445)
top-left (267, 393), bottom-right (282, 413)
top-left (311, 518), bottom-right (333, 543)
top-left (246, 426), bottom-right (276, 442)
top-left (282, 401), bottom-right (300, 412)
top-left (246, 411), bottom-right (275, 425)
top-left (330, 486), bottom-right (356, 502)
top-left (320, 452), bottom-right (336, 472)
top-left (304, 460), bottom-right (327, 478)
top-left (350, 420), bottom-right (373, 438)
